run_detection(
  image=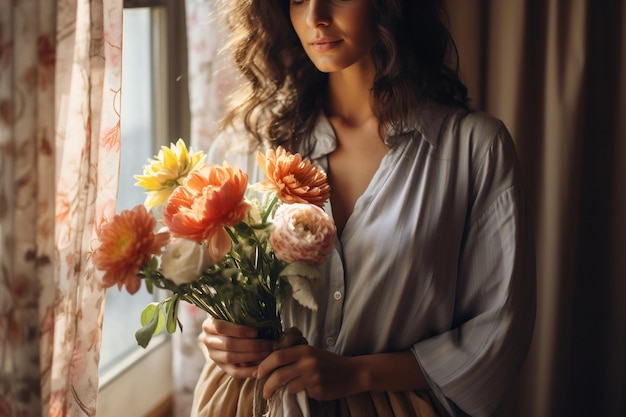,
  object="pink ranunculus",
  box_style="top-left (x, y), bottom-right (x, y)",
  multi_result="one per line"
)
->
top-left (269, 203), bottom-right (336, 265)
